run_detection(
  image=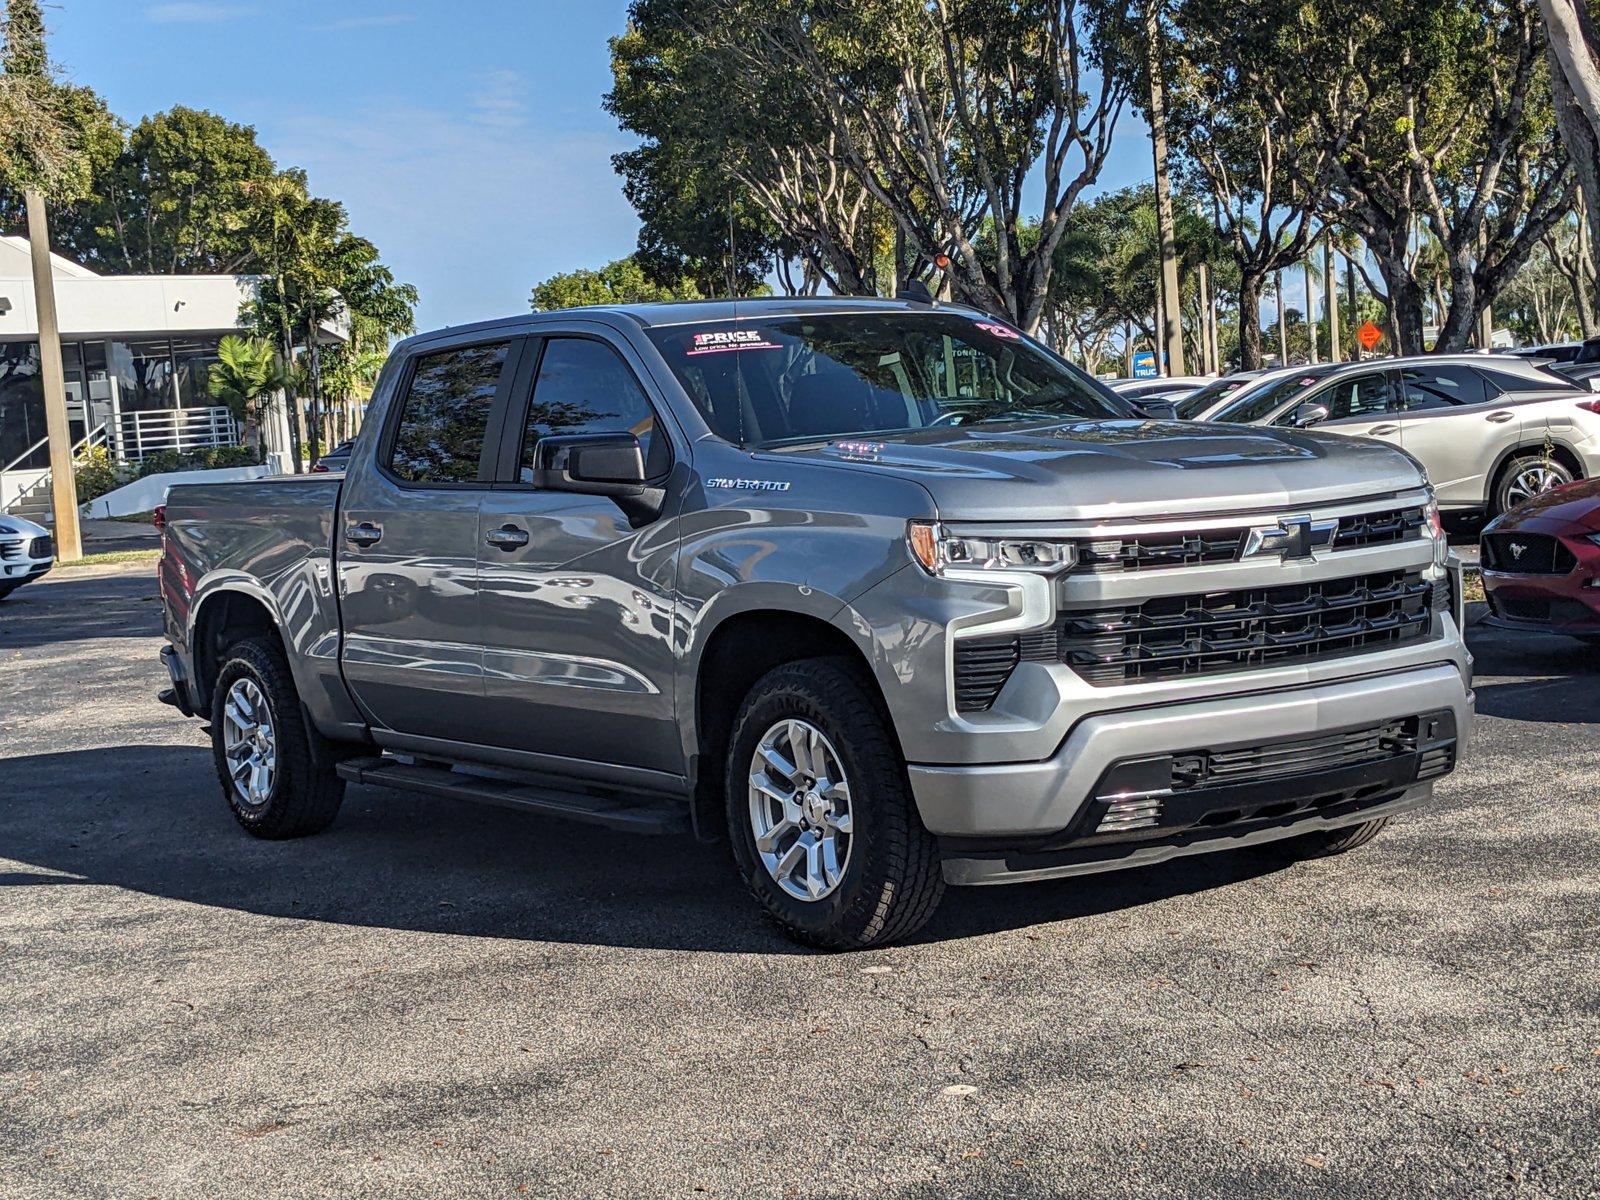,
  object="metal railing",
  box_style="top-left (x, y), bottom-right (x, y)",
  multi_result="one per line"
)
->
top-left (108, 407), bottom-right (239, 462)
